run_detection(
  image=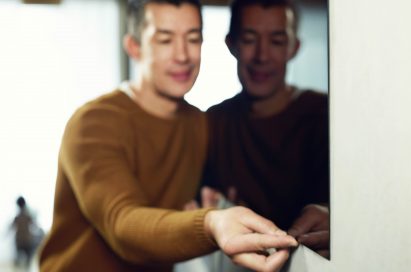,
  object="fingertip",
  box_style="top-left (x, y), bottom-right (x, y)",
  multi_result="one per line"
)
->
top-left (283, 234), bottom-right (298, 247)
top-left (287, 227), bottom-right (300, 237)
top-left (274, 229), bottom-right (287, 236)
top-left (291, 237), bottom-right (299, 247)
top-left (283, 235), bottom-right (298, 247)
